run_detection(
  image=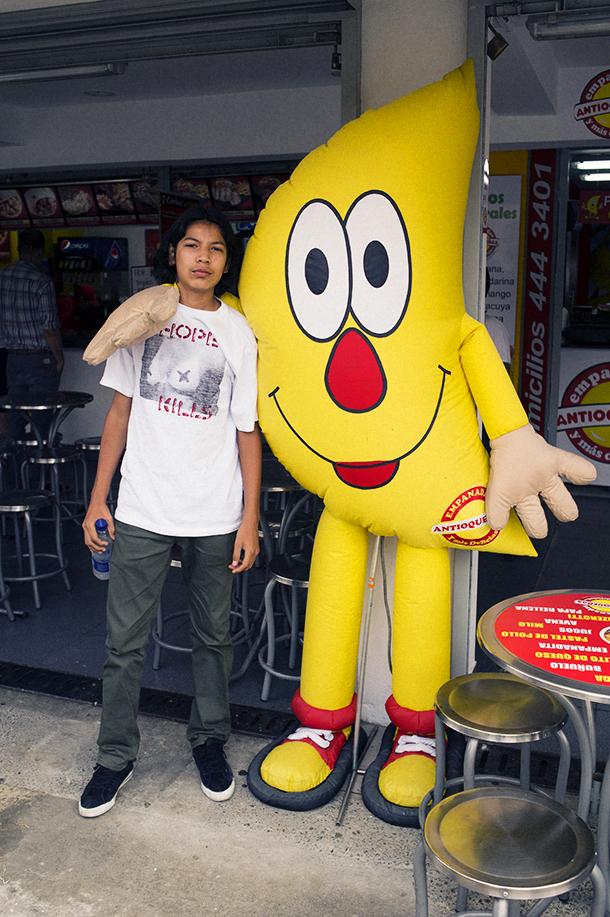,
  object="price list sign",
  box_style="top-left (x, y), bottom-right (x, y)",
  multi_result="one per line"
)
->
top-left (494, 593), bottom-right (610, 687)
